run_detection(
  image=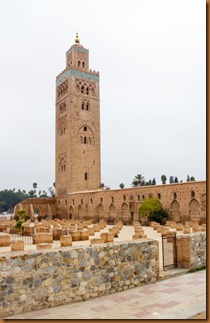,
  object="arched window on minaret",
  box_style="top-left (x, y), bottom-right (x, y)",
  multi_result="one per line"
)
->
top-left (82, 102), bottom-right (84, 110)
top-left (84, 136), bottom-right (87, 144)
top-left (86, 87), bottom-right (89, 95)
top-left (81, 86), bottom-right (84, 93)
top-left (82, 61), bottom-right (85, 67)
top-left (78, 60), bottom-right (81, 67)
top-left (86, 103), bottom-right (89, 111)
